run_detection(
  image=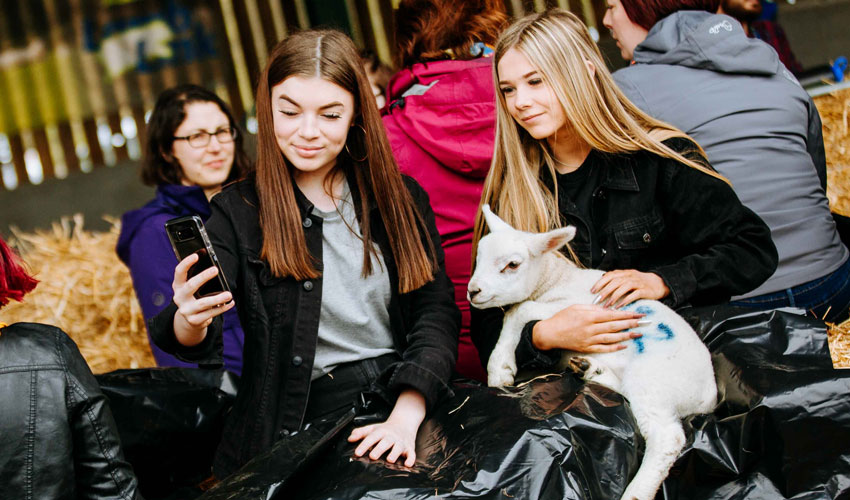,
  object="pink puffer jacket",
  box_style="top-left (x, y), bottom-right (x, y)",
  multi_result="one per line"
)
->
top-left (383, 58), bottom-right (496, 381)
